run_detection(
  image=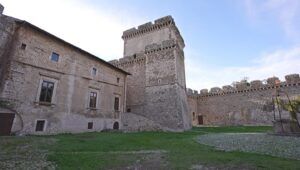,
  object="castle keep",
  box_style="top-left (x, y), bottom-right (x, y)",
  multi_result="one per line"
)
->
top-left (109, 16), bottom-right (191, 131)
